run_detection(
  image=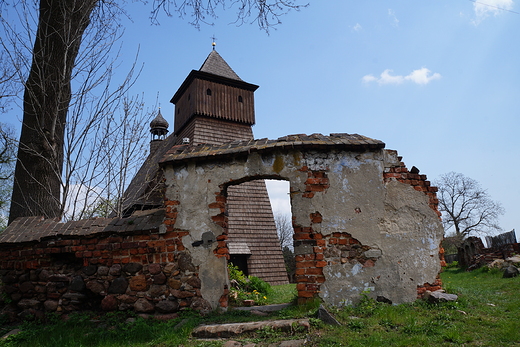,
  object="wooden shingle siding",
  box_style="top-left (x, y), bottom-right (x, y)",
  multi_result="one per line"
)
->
top-left (175, 117), bottom-right (253, 146)
top-left (227, 180), bottom-right (289, 285)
